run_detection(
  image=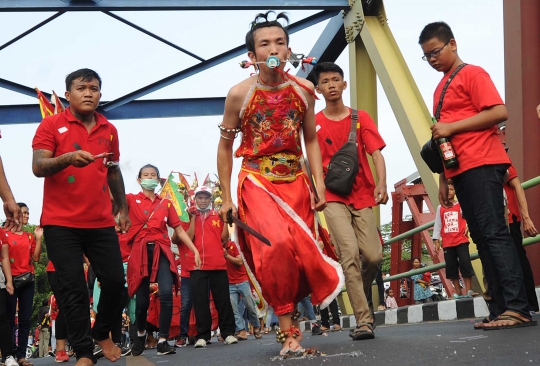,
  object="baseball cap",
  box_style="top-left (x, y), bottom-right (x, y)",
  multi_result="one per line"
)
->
top-left (194, 186), bottom-right (212, 196)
